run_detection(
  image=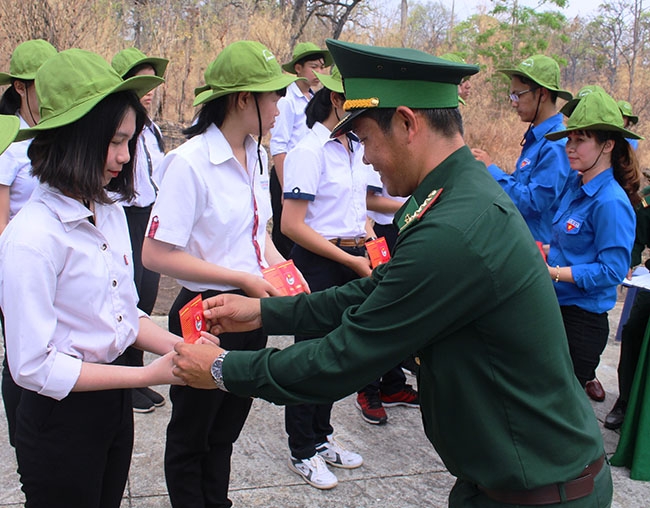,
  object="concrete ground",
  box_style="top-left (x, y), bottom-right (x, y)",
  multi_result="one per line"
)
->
top-left (0, 290), bottom-right (647, 507)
